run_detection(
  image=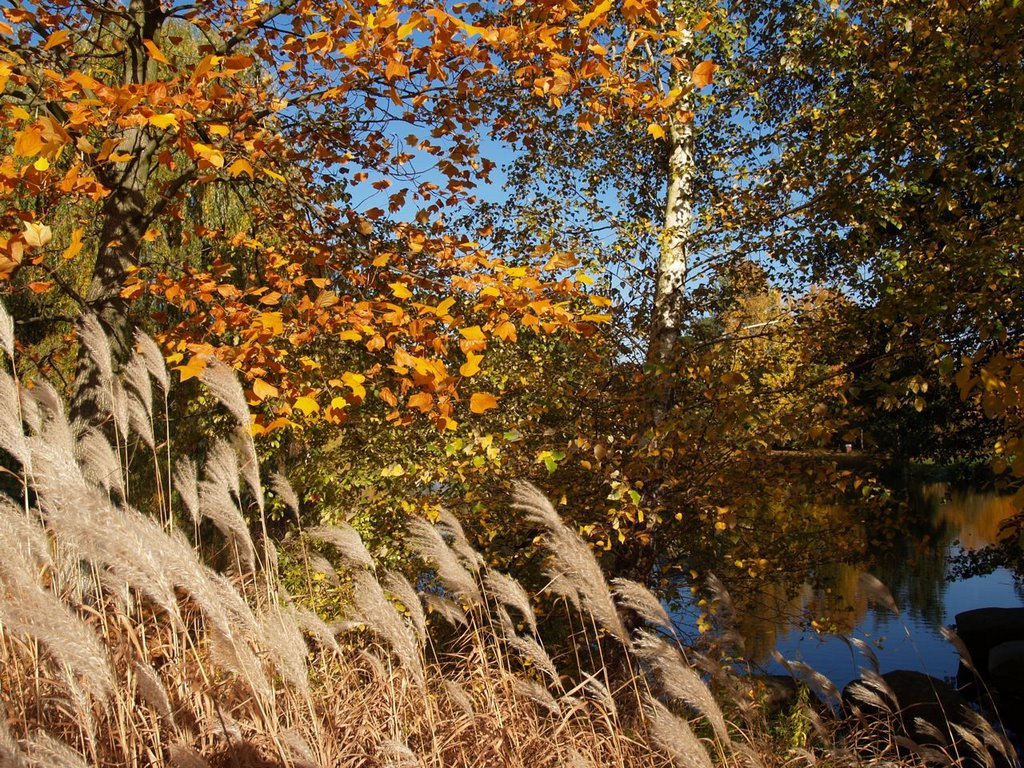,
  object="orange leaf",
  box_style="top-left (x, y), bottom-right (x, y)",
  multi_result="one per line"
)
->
top-left (227, 158), bottom-right (254, 178)
top-left (460, 352), bottom-right (482, 377)
top-left (62, 228), bottom-right (84, 259)
top-left (693, 13), bottom-right (713, 32)
top-left (580, 0), bottom-right (612, 30)
top-left (27, 281), bottom-right (52, 293)
top-left (253, 378), bottom-right (279, 400)
top-left (470, 392), bottom-right (498, 413)
top-left (43, 29), bottom-right (70, 51)
top-left (459, 325), bottom-right (485, 340)
top-left (408, 391), bottom-right (433, 413)
top-left (647, 123), bottom-right (665, 140)
top-left (692, 59), bottom-right (718, 88)
top-left (143, 39), bottom-right (170, 65)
